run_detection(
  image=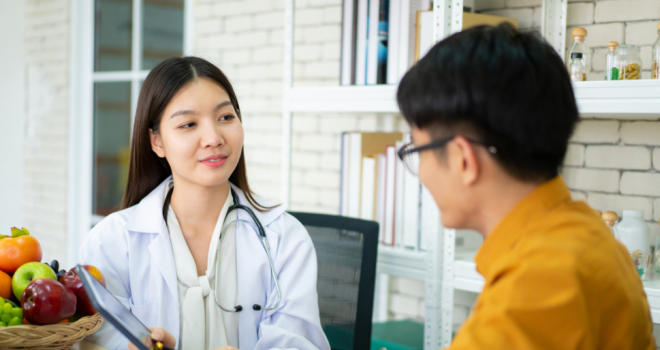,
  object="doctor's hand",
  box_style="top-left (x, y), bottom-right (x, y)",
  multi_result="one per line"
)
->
top-left (127, 327), bottom-right (176, 350)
